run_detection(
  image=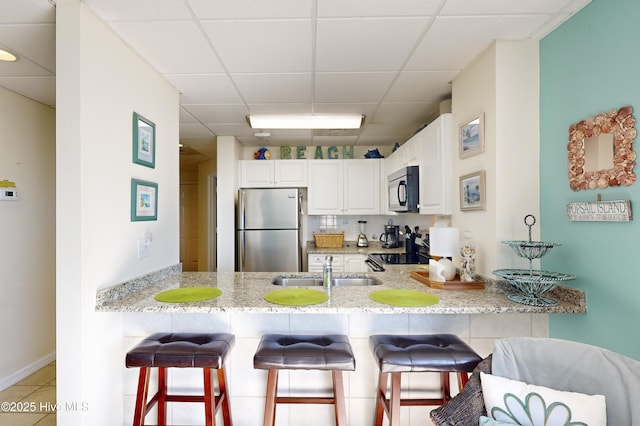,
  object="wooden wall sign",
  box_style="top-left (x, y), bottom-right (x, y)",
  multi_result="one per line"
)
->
top-left (566, 200), bottom-right (632, 222)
